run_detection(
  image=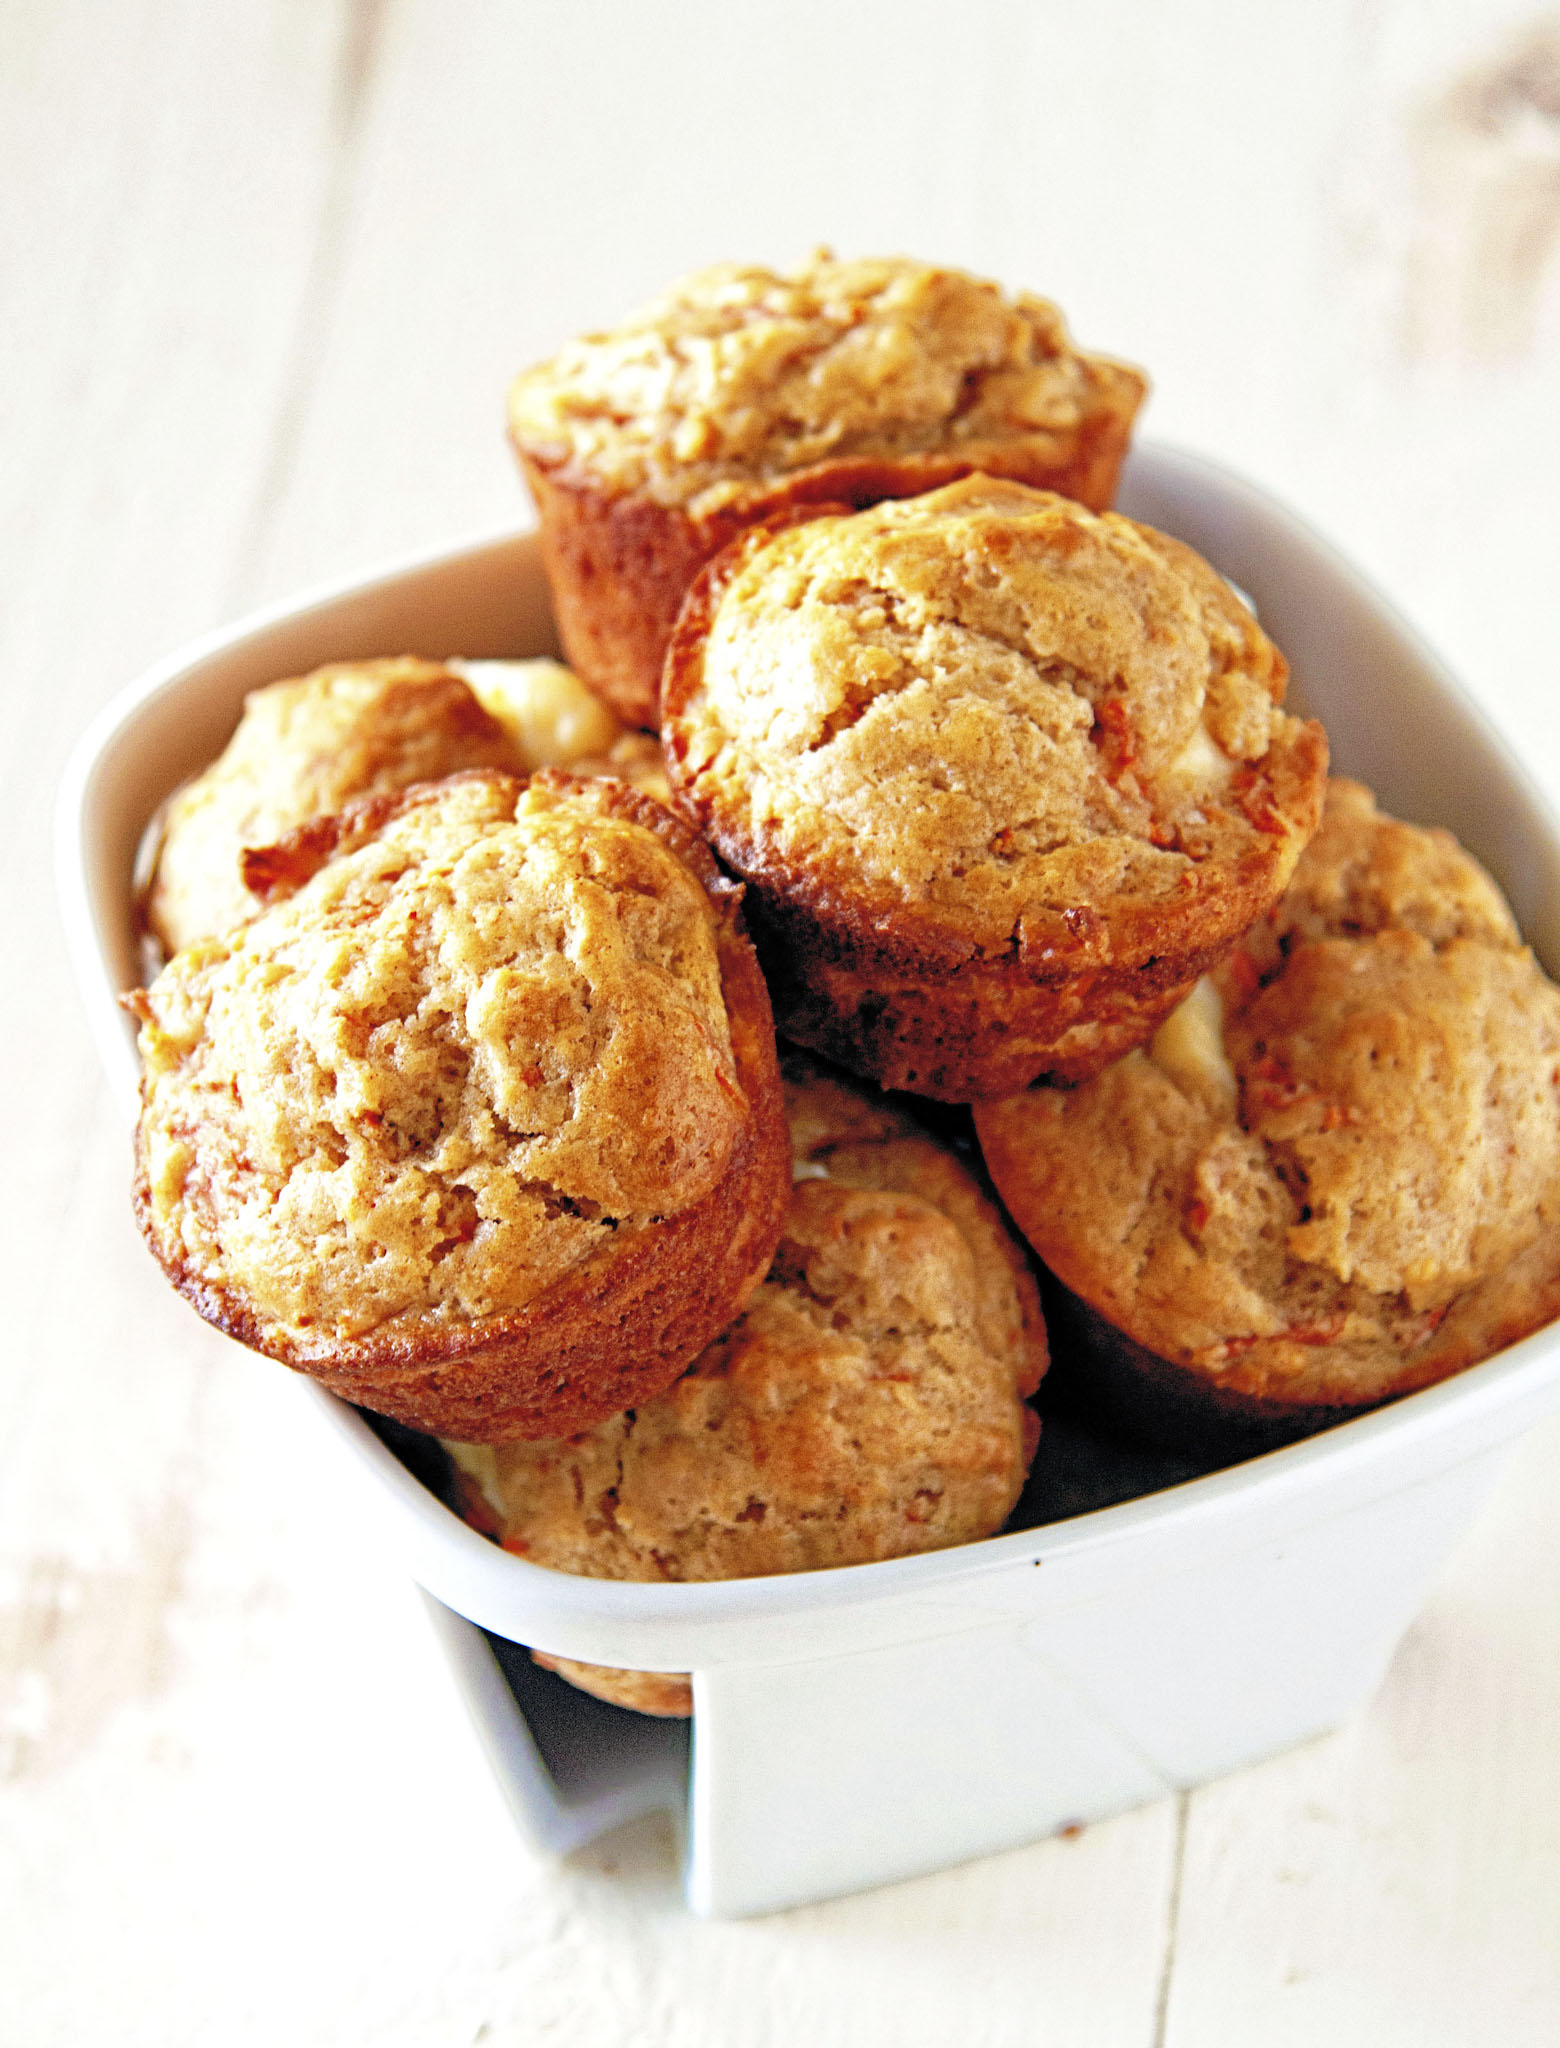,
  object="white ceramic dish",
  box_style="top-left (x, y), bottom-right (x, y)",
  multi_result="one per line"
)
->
top-left (57, 444), bottom-right (1560, 1918)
